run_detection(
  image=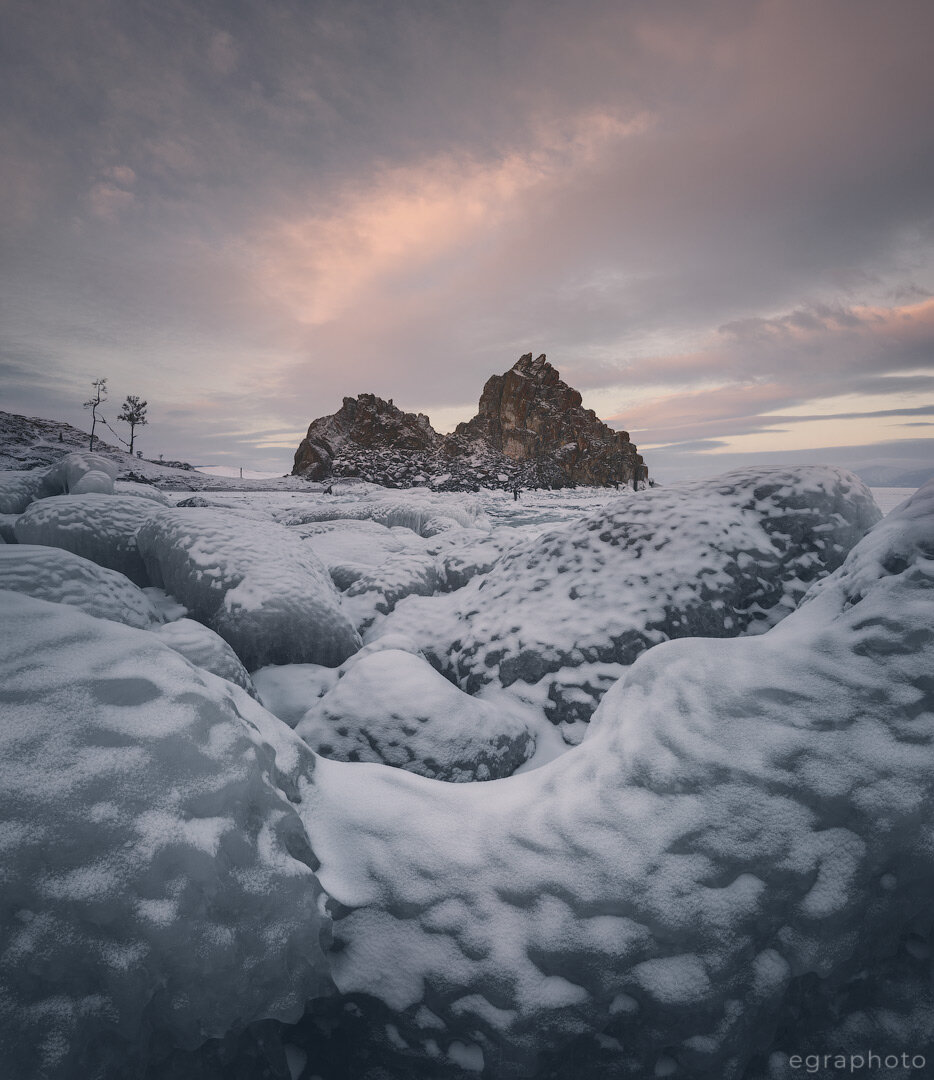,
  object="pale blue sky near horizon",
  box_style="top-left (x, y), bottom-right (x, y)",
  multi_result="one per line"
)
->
top-left (2, 0), bottom-right (933, 483)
